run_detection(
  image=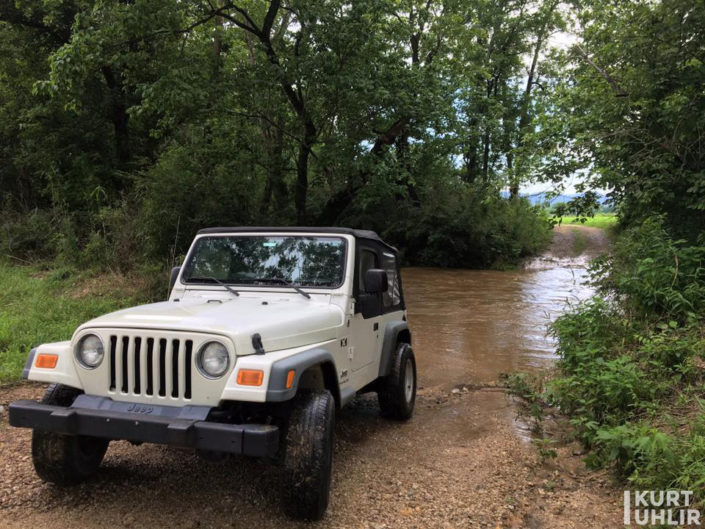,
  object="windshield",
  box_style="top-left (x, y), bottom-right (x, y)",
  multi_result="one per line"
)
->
top-left (182, 235), bottom-right (347, 288)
